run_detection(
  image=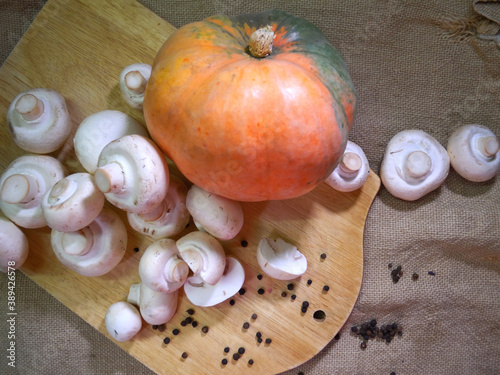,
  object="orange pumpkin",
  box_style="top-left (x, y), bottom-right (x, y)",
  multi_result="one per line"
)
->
top-left (144, 10), bottom-right (356, 202)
